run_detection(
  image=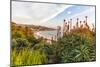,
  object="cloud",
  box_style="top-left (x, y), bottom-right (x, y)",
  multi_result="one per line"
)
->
top-left (40, 5), bottom-right (72, 23)
top-left (12, 1), bottom-right (71, 25)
